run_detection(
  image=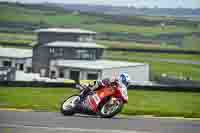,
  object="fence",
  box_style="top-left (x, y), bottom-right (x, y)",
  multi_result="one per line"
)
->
top-left (155, 77), bottom-right (200, 87)
top-left (0, 81), bottom-right (199, 92)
